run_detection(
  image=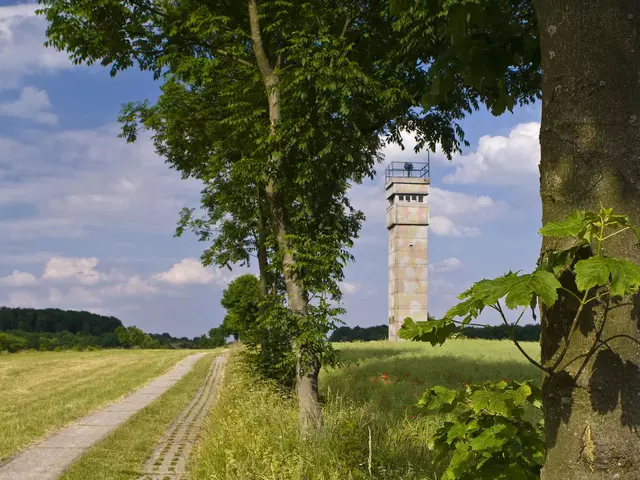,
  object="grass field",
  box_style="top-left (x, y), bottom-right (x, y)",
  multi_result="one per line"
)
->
top-left (189, 339), bottom-right (541, 480)
top-left (0, 349), bottom-right (195, 461)
top-left (59, 351), bottom-right (220, 480)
